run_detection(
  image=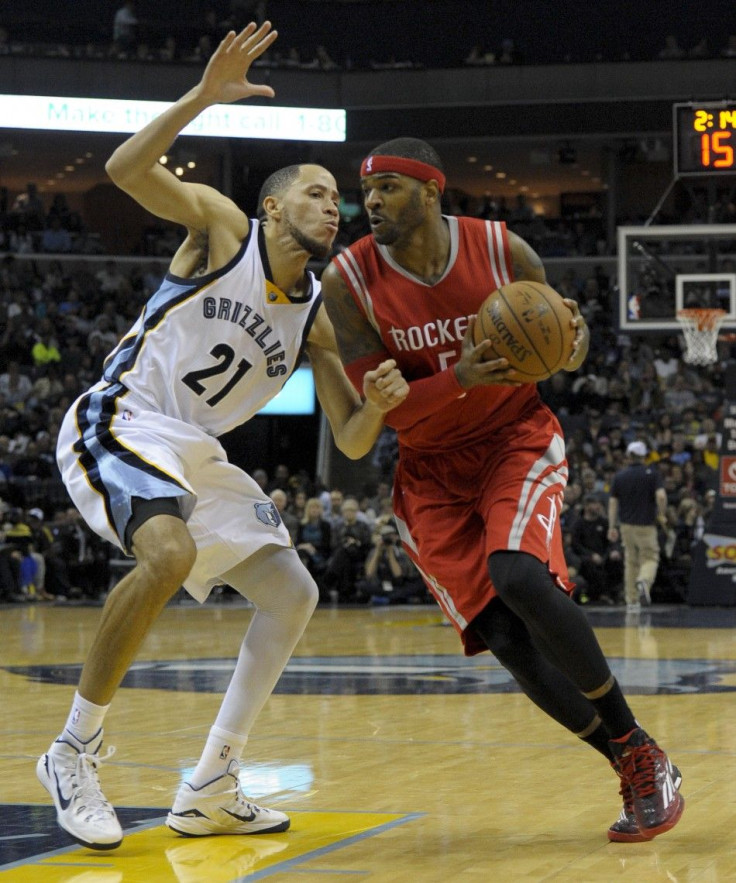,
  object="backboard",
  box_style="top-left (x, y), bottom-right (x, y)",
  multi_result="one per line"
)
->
top-left (617, 224), bottom-right (736, 332)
